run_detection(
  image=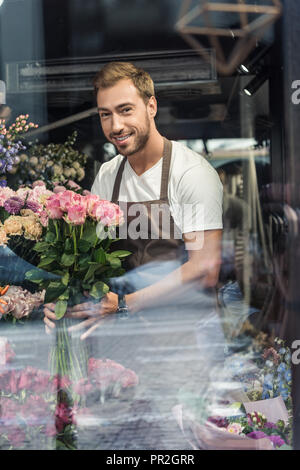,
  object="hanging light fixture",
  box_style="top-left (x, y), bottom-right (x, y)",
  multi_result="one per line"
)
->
top-left (175, 0), bottom-right (282, 76)
top-left (243, 69), bottom-right (269, 96)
